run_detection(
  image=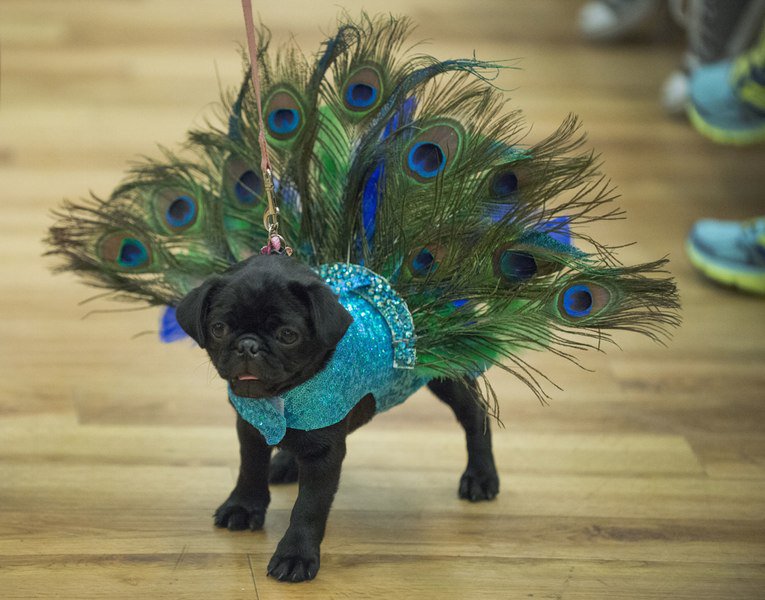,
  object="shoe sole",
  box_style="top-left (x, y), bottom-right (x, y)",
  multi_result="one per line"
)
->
top-left (686, 239), bottom-right (765, 295)
top-left (687, 103), bottom-right (765, 146)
